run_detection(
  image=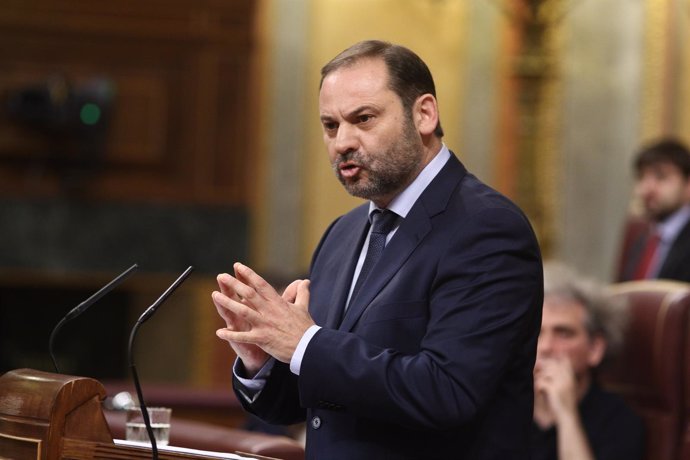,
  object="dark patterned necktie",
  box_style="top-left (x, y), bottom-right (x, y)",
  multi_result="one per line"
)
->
top-left (349, 209), bottom-right (400, 305)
